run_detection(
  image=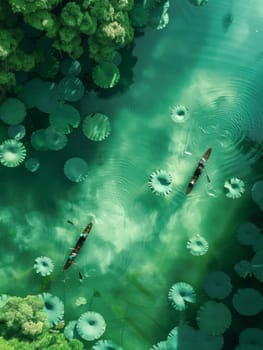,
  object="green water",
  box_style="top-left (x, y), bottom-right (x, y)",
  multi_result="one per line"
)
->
top-left (1, 1), bottom-right (263, 349)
